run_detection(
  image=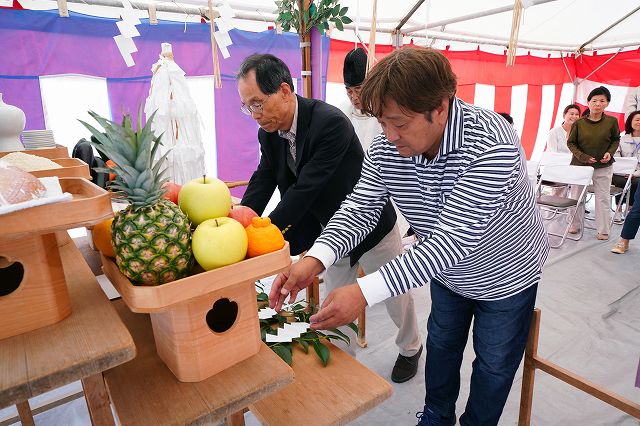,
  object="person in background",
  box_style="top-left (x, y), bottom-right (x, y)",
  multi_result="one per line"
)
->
top-left (339, 47), bottom-right (381, 152)
top-left (611, 178), bottom-right (640, 254)
top-left (623, 86), bottom-right (640, 121)
top-left (236, 53), bottom-right (422, 383)
top-left (497, 112), bottom-right (514, 126)
top-left (340, 47), bottom-right (411, 238)
top-left (612, 111), bottom-right (640, 222)
top-left (546, 104), bottom-right (581, 154)
top-left (567, 86), bottom-right (620, 240)
top-left (270, 47), bottom-right (549, 426)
